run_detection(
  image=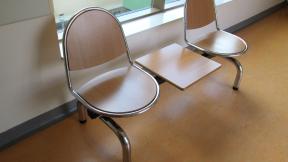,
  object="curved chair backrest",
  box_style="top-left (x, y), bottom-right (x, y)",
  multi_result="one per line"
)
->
top-left (185, 0), bottom-right (216, 29)
top-left (63, 8), bottom-right (131, 71)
